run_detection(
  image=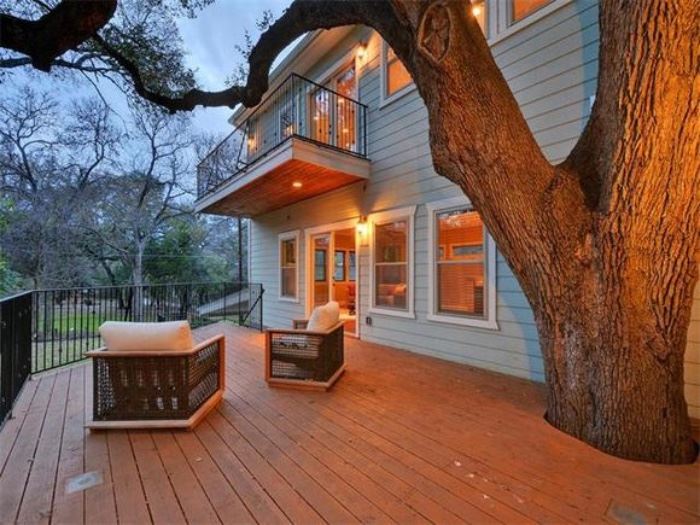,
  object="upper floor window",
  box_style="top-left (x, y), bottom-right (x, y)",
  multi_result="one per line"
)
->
top-left (426, 197), bottom-right (497, 329)
top-left (510, 0), bottom-right (553, 23)
top-left (381, 42), bottom-right (413, 104)
top-left (279, 231), bottom-right (299, 301)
